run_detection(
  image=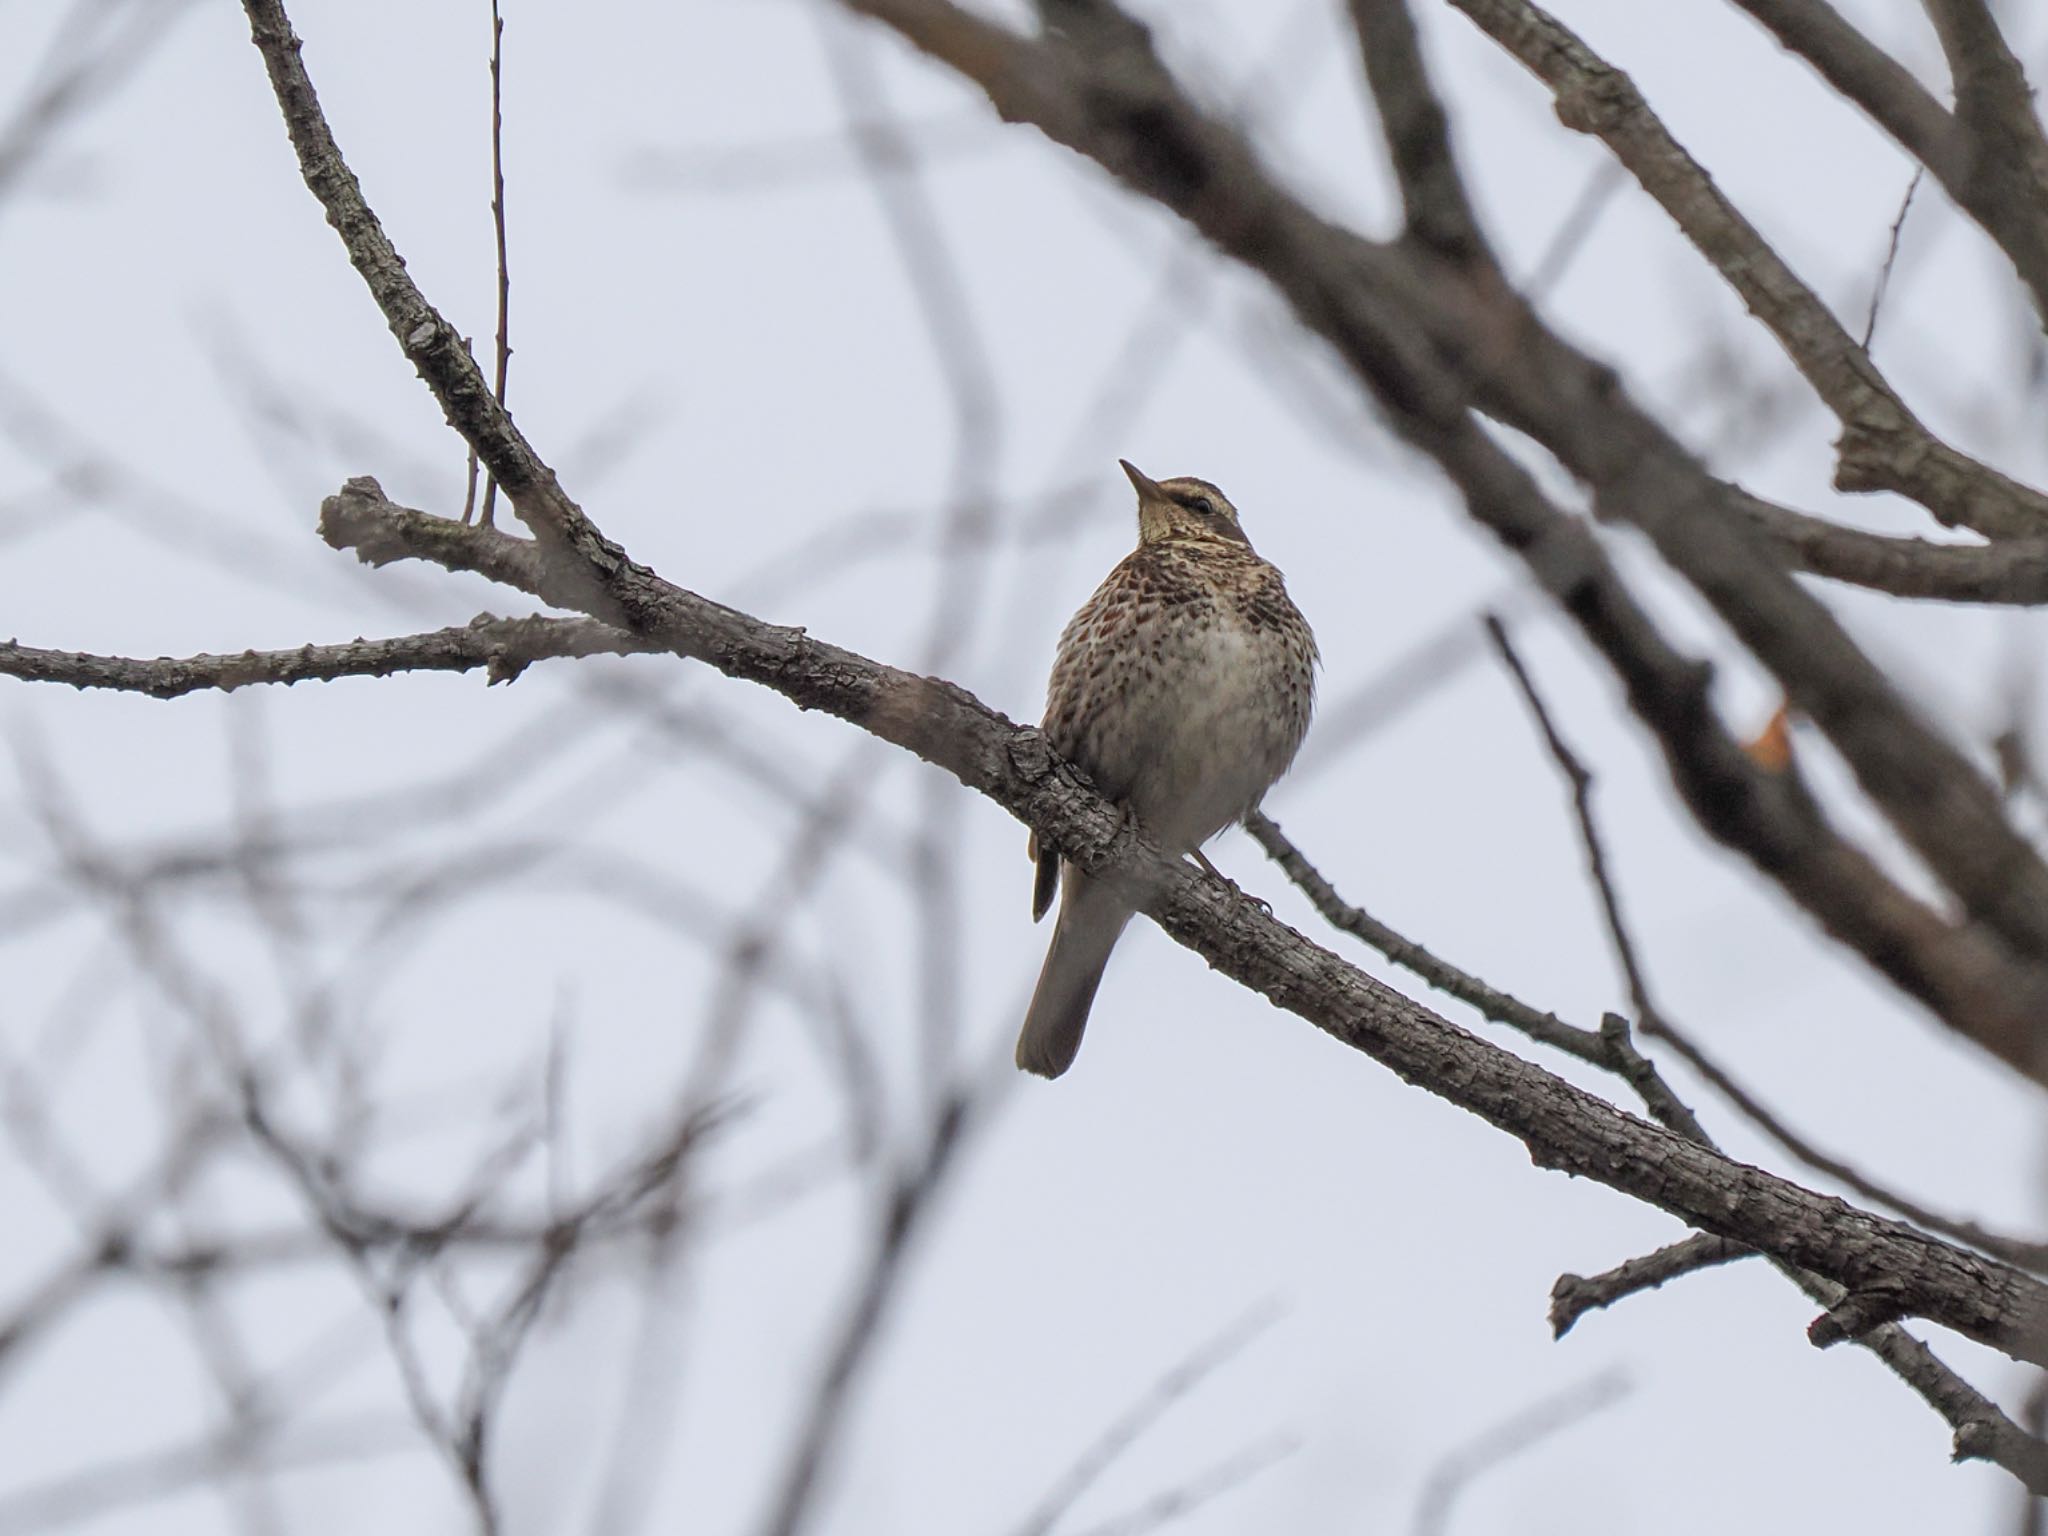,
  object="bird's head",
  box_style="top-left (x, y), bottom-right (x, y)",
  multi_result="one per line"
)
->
top-left (1121, 459), bottom-right (1252, 549)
